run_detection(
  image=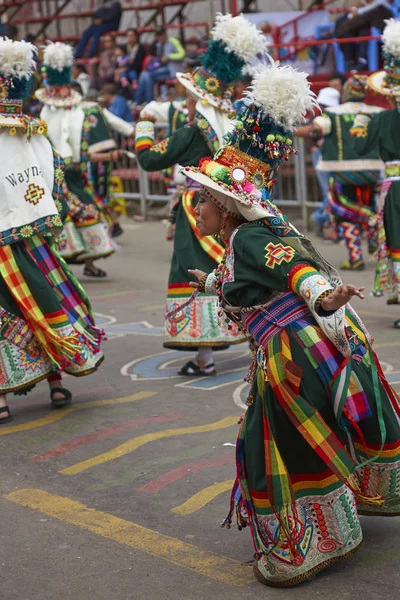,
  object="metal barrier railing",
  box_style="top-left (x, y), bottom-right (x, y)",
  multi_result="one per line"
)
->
top-left (110, 127), bottom-right (321, 227)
